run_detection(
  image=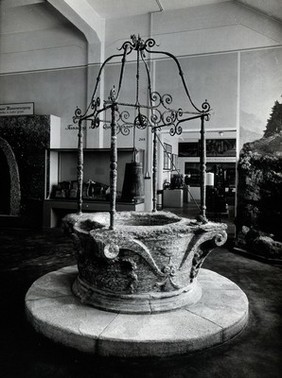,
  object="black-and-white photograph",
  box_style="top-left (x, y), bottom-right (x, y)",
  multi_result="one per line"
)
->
top-left (0, 1), bottom-right (281, 377)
